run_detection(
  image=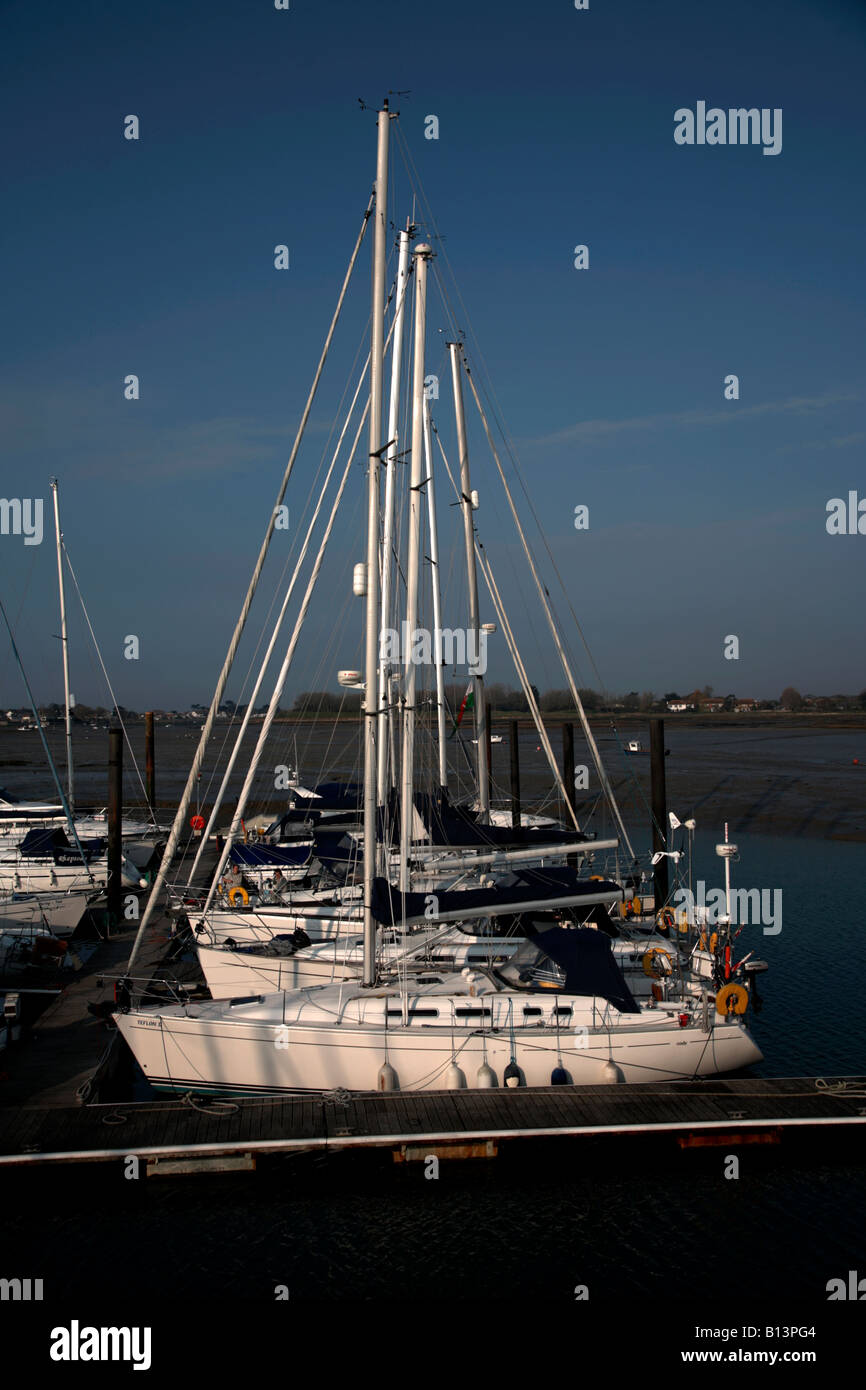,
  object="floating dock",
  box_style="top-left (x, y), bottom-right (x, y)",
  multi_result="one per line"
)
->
top-left (1, 1075), bottom-right (864, 1172)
